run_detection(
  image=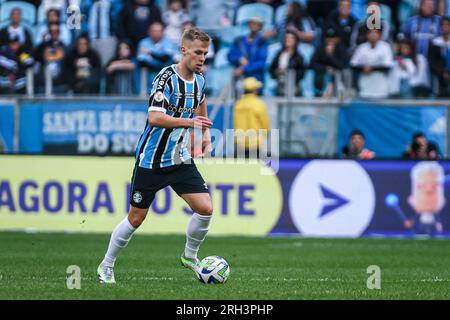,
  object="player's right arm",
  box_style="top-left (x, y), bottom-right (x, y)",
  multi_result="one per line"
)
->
top-left (148, 112), bottom-right (212, 129)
